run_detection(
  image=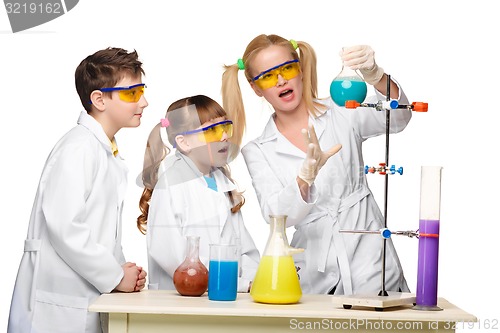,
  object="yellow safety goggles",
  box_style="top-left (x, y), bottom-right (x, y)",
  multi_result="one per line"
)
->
top-left (179, 120), bottom-right (233, 143)
top-left (252, 59), bottom-right (301, 90)
top-left (100, 83), bottom-right (146, 103)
